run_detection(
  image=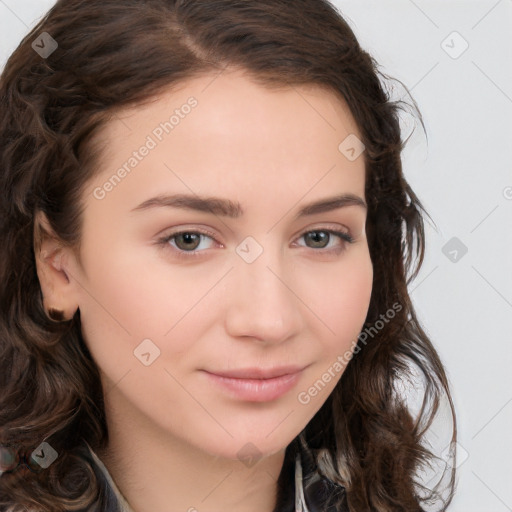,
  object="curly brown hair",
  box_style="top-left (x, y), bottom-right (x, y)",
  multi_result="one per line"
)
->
top-left (0, 0), bottom-right (457, 510)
